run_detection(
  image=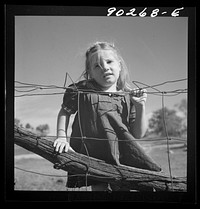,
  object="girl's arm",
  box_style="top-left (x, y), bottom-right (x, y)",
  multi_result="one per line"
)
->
top-left (129, 89), bottom-right (148, 139)
top-left (53, 108), bottom-right (74, 153)
top-left (130, 104), bottom-right (147, 138)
